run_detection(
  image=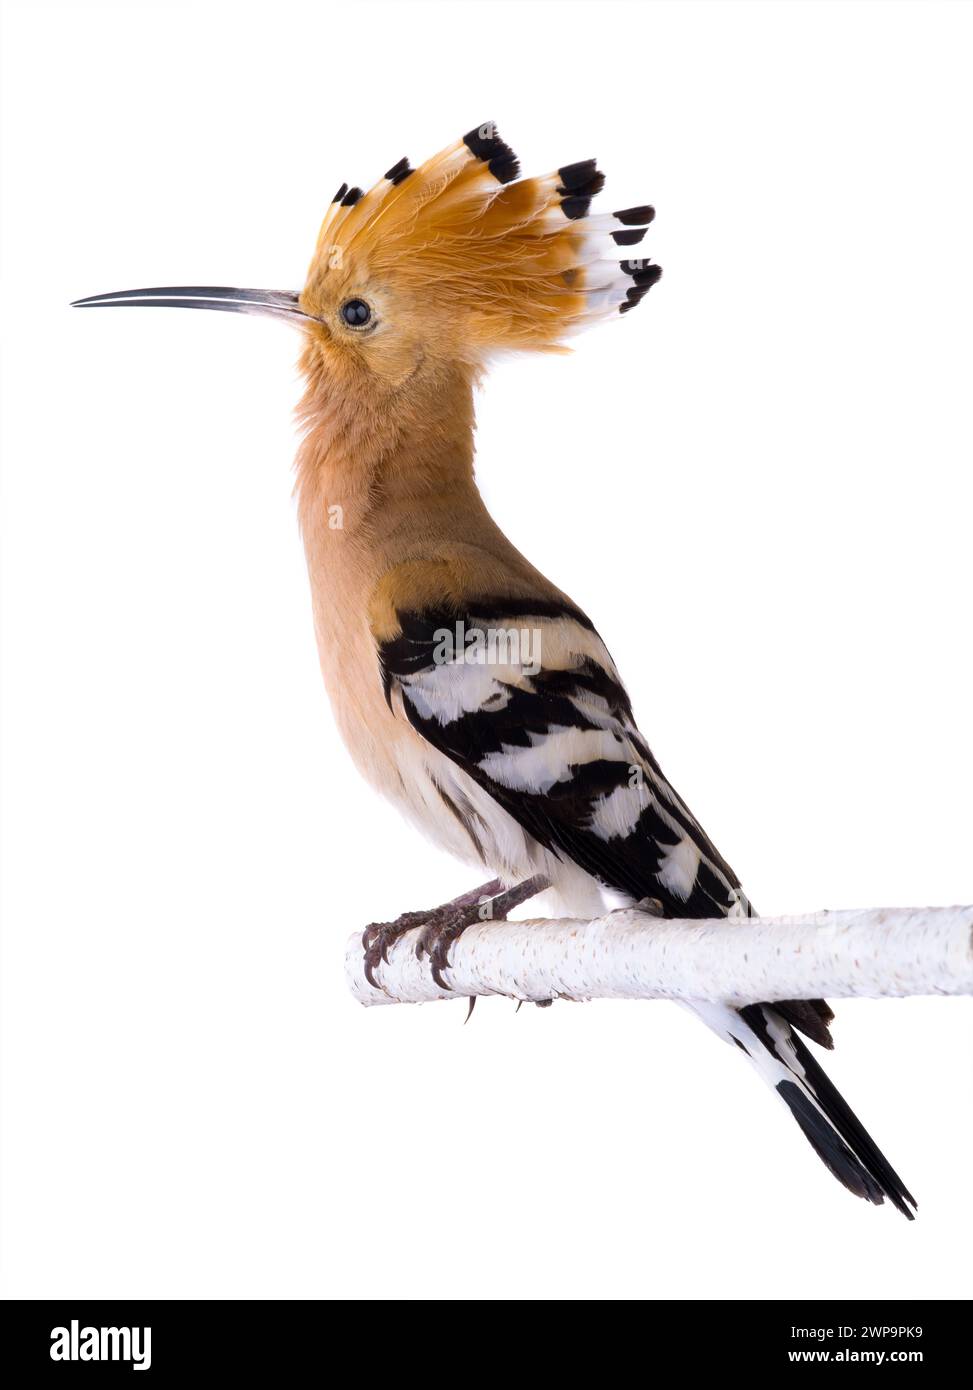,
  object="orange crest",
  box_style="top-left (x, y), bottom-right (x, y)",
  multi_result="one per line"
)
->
top-left (299, 123), bottom-right (659, 367)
